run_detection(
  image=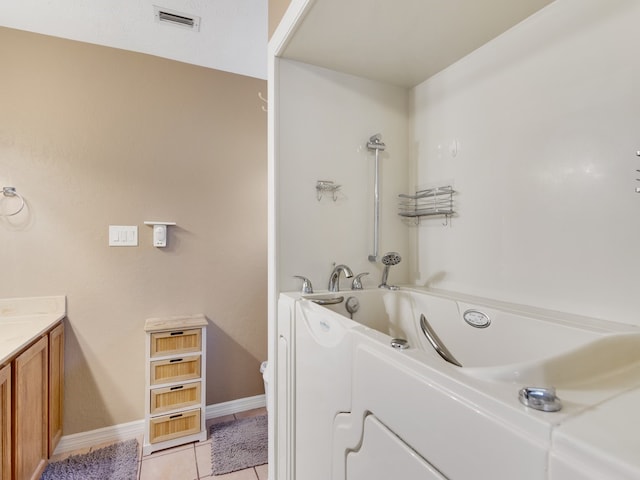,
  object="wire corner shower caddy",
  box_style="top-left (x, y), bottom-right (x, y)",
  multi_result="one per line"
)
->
top-left (398, 185), bottom-right (455, 225)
